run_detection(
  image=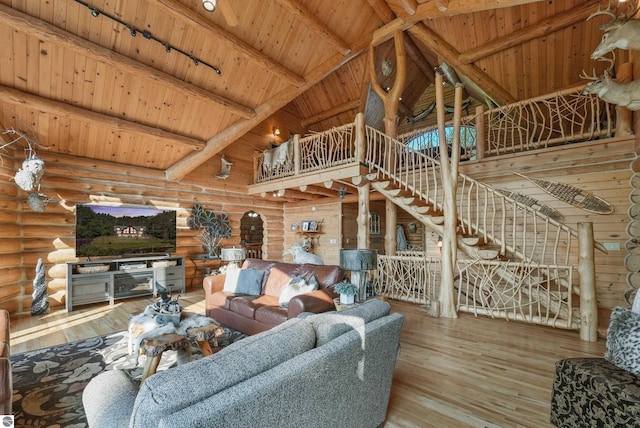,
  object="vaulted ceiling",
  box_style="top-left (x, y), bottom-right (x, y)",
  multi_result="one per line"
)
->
top-left (0, 0), bottom-right (626, 188)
